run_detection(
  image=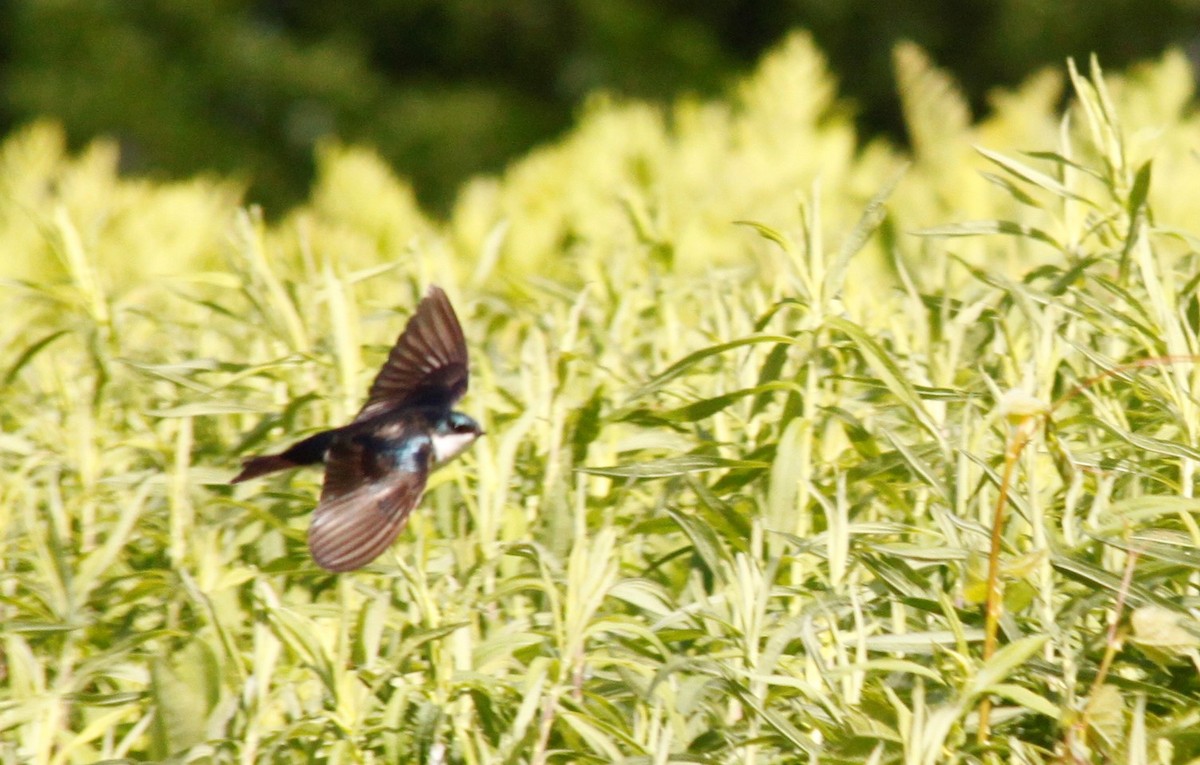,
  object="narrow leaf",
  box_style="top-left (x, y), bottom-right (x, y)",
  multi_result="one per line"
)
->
top-left (825, 164), bottom-right (908, 299)
top-left (579, 454), bottom-right (770, 478)
top-left (915, 219), bottom-right (1061, 249)
top-left (825, 316), bottom-right (945, 448)
top-left (975, 145), bottom-right (1085, 201)
top-left (967, 634), bottom-right (1048, 698)
top-left (627, 335), bottom-right (800, 401)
